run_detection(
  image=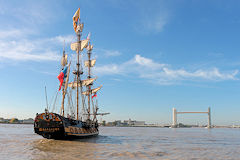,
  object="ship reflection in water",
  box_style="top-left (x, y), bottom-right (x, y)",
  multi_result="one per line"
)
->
top-left (1, 124), bottom-right (240, 160)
